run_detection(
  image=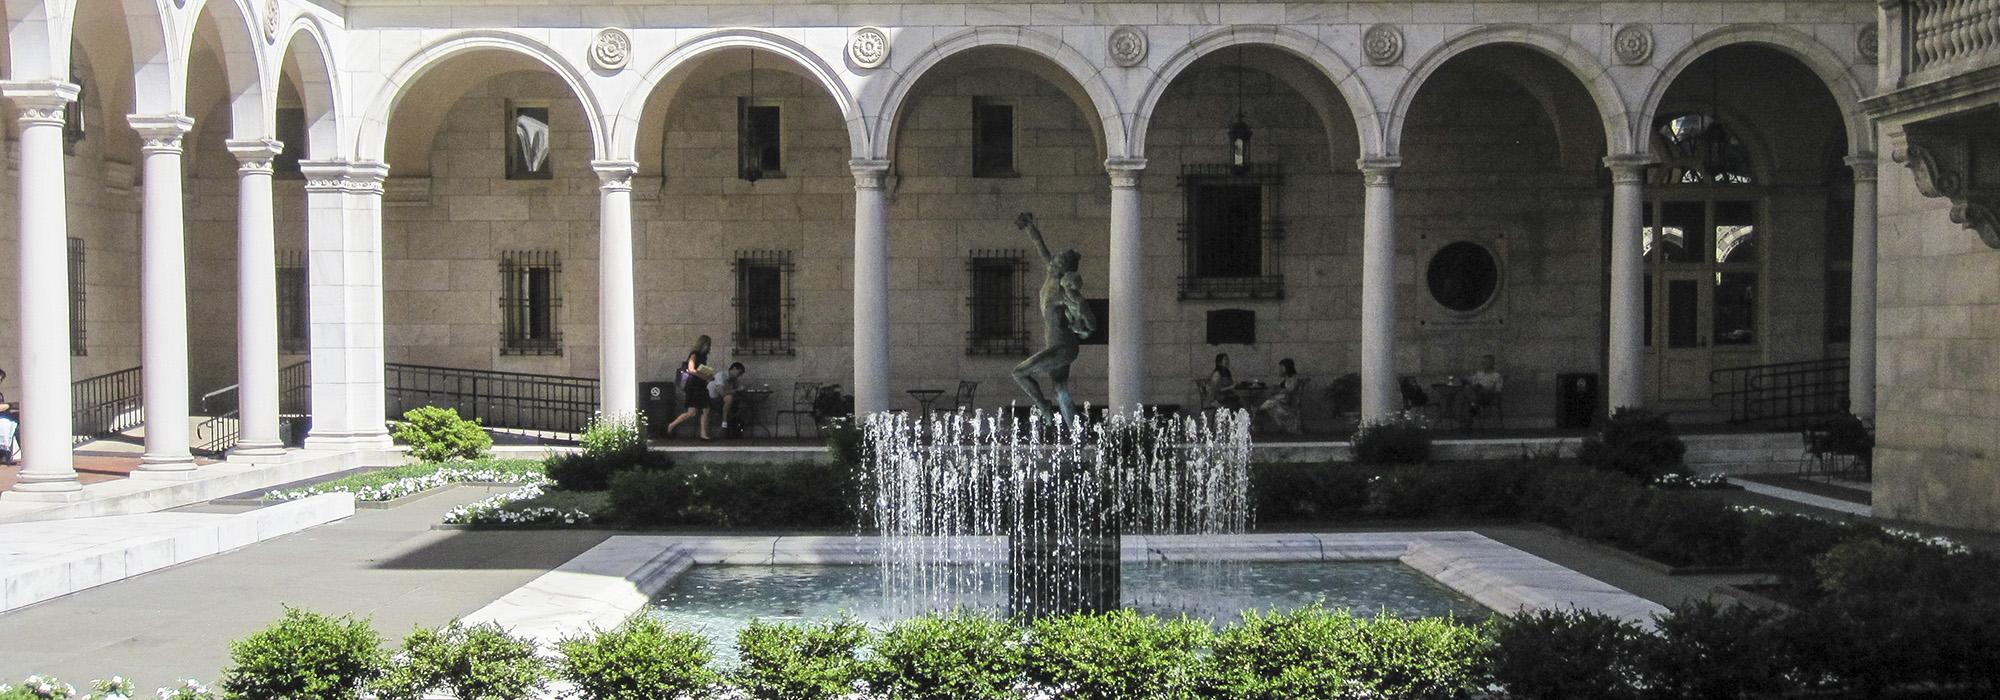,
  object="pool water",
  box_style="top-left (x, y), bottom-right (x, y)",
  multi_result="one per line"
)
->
top-left (649, 562), bottom-right (1489, 652)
